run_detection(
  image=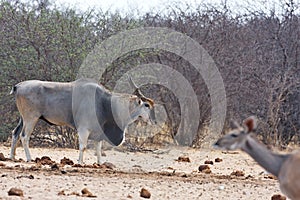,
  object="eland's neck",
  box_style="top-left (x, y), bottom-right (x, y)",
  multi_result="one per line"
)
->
top-left (111, 95), bottom-right (138, 129)
top-left (241, 136), bottom-right (289, 177)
